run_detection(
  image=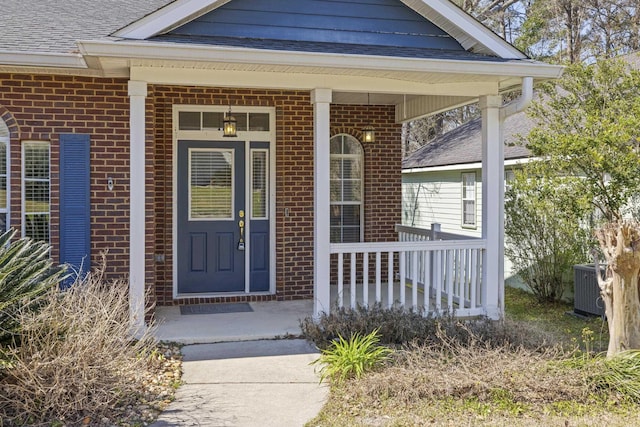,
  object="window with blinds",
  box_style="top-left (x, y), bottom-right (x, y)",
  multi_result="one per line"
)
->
top-left (189, 149), bottom-right (233, 220)
top-left (330, 134), bottom-right (363, 243)
top-left (462, 172), bottom-right (476, 228)
top-left (0, 120), bottom-right (8, 233)
top-left (23, 142), bottom-right (50, 242)
top-left (251, 149), bottom-right (268, 219)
